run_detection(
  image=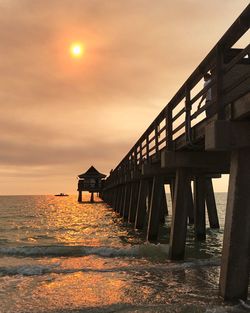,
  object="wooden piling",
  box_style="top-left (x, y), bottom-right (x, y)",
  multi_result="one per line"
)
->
top-left (194, 176), bottom-right (206, 240)
top-left (90, 192), bottom-right (94, 203)
top-left (147, 179), bottom-right (153, 212)
top-left (113, 186), bottom-right (119, 211)
top-left (147, 175), bottom-right (165, 241)
top-left (187, 181), bottom-right (194, 225)
top-left (114, 187), bottom-right (121, 211)
top-left (169, 168), bottom-right (190, 260)
top-left (205, 178), bottom-right (220, 228)
top-left (78, 190), bottom-right (82, 202)
top-left (117, 186), bottom-right (124, 212)
top-left (170, 178), bottom-right (175, 203)
top-left (118, 185), bottom-right (126, 216)
top-left (122, 183), bottom-right (131, 220)
top-left (159, 184), bottom-right (168, 224)
top-left (219, 148), bottom-right (250, 301)
top-left (134, 179), bottom-right (147, 229)
top-left (128, 181), bottom-right (139, 224)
